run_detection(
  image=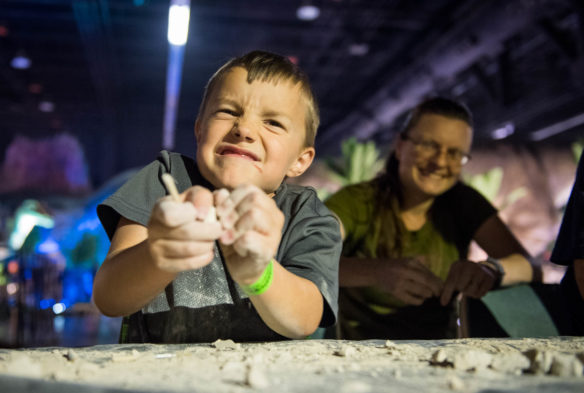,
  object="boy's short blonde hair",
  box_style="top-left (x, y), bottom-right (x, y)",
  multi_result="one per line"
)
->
top-left (199, 50), bottom-right (320, 148)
